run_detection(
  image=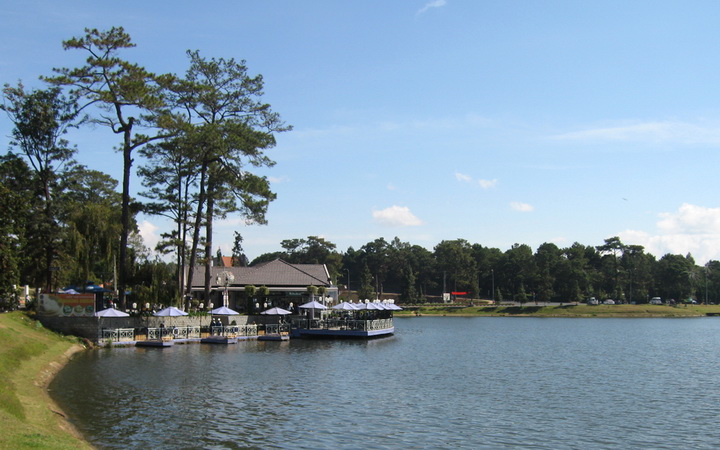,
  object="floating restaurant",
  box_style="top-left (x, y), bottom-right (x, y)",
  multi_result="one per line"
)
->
top-left (35, 259), bottom-right (399, 346)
